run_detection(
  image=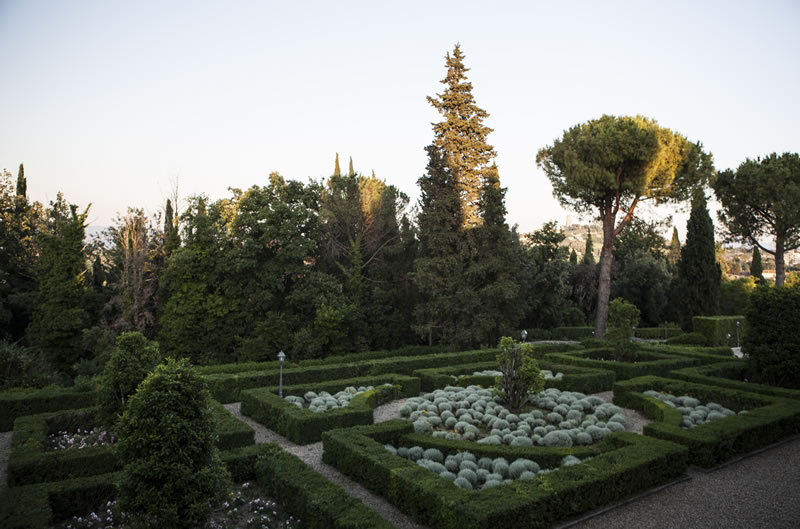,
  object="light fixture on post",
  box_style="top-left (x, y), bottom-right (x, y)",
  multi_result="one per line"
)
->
top-left (736, 321), bottom-right (740, 348)
top-left (521, 329), bottom-right (528, 343)
top-left (278, 350), bottom-right (286, 398)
